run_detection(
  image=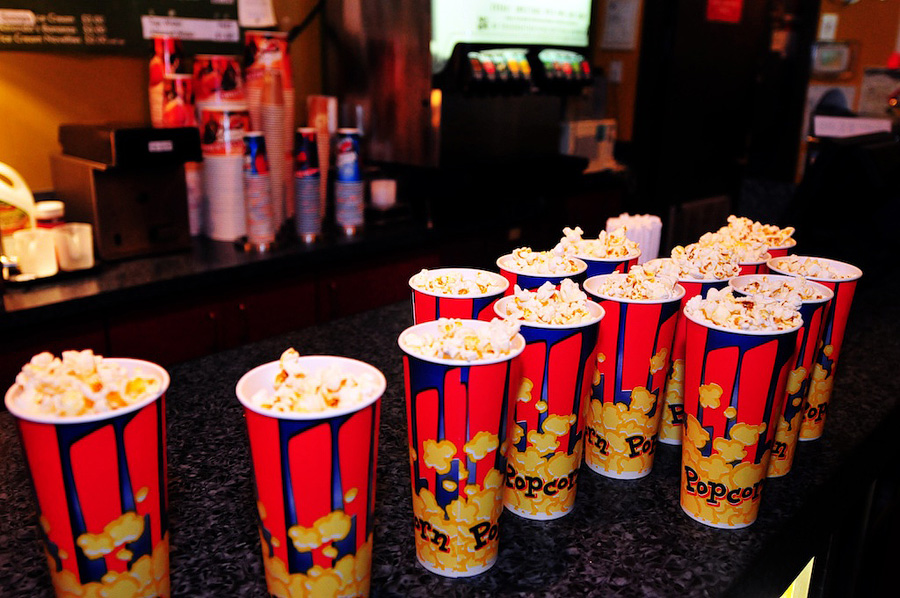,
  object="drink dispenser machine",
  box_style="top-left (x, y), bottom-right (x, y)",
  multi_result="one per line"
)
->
top-left (323, 0), bottom-right (594, 169)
